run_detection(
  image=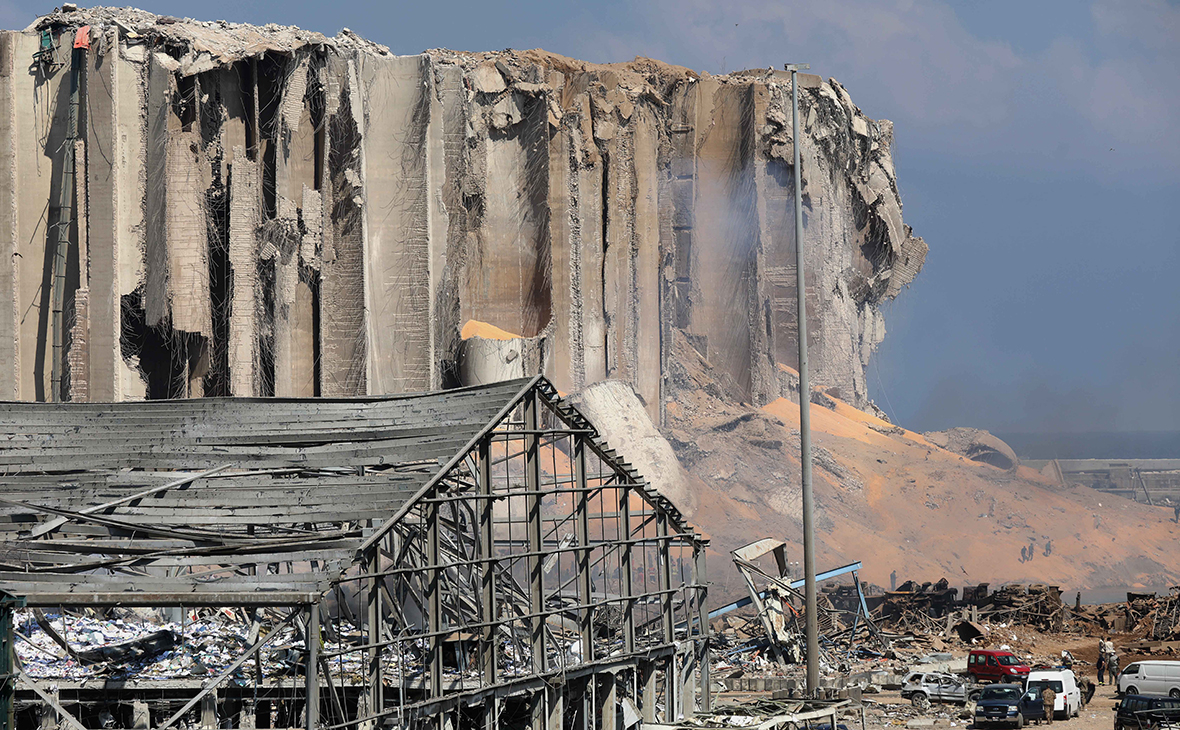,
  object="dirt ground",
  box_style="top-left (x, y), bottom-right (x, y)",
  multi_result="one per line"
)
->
top-left (851, 684), bottom-right (1122, 730)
